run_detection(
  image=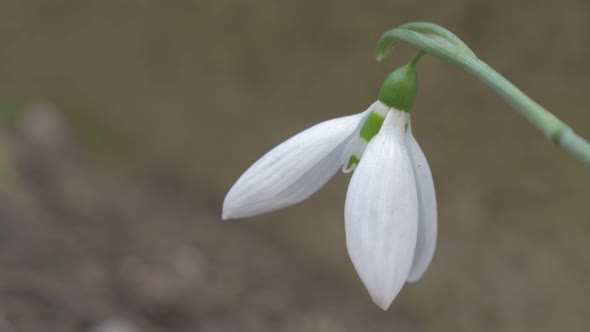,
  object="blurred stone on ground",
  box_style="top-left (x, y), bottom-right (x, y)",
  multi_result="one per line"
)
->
top-left (90, 319), bottom-right (139, 332)
top-left (19, 102), bottom-right (70, 151)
